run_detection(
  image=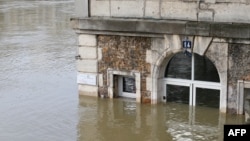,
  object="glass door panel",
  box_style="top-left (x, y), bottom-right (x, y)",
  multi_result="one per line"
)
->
top-left (166, 84), bottom-right (190, 105)
top-left (195, 88), bottom-right (220, 108)
top-left (164, 53), bottom-right (221, 109)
